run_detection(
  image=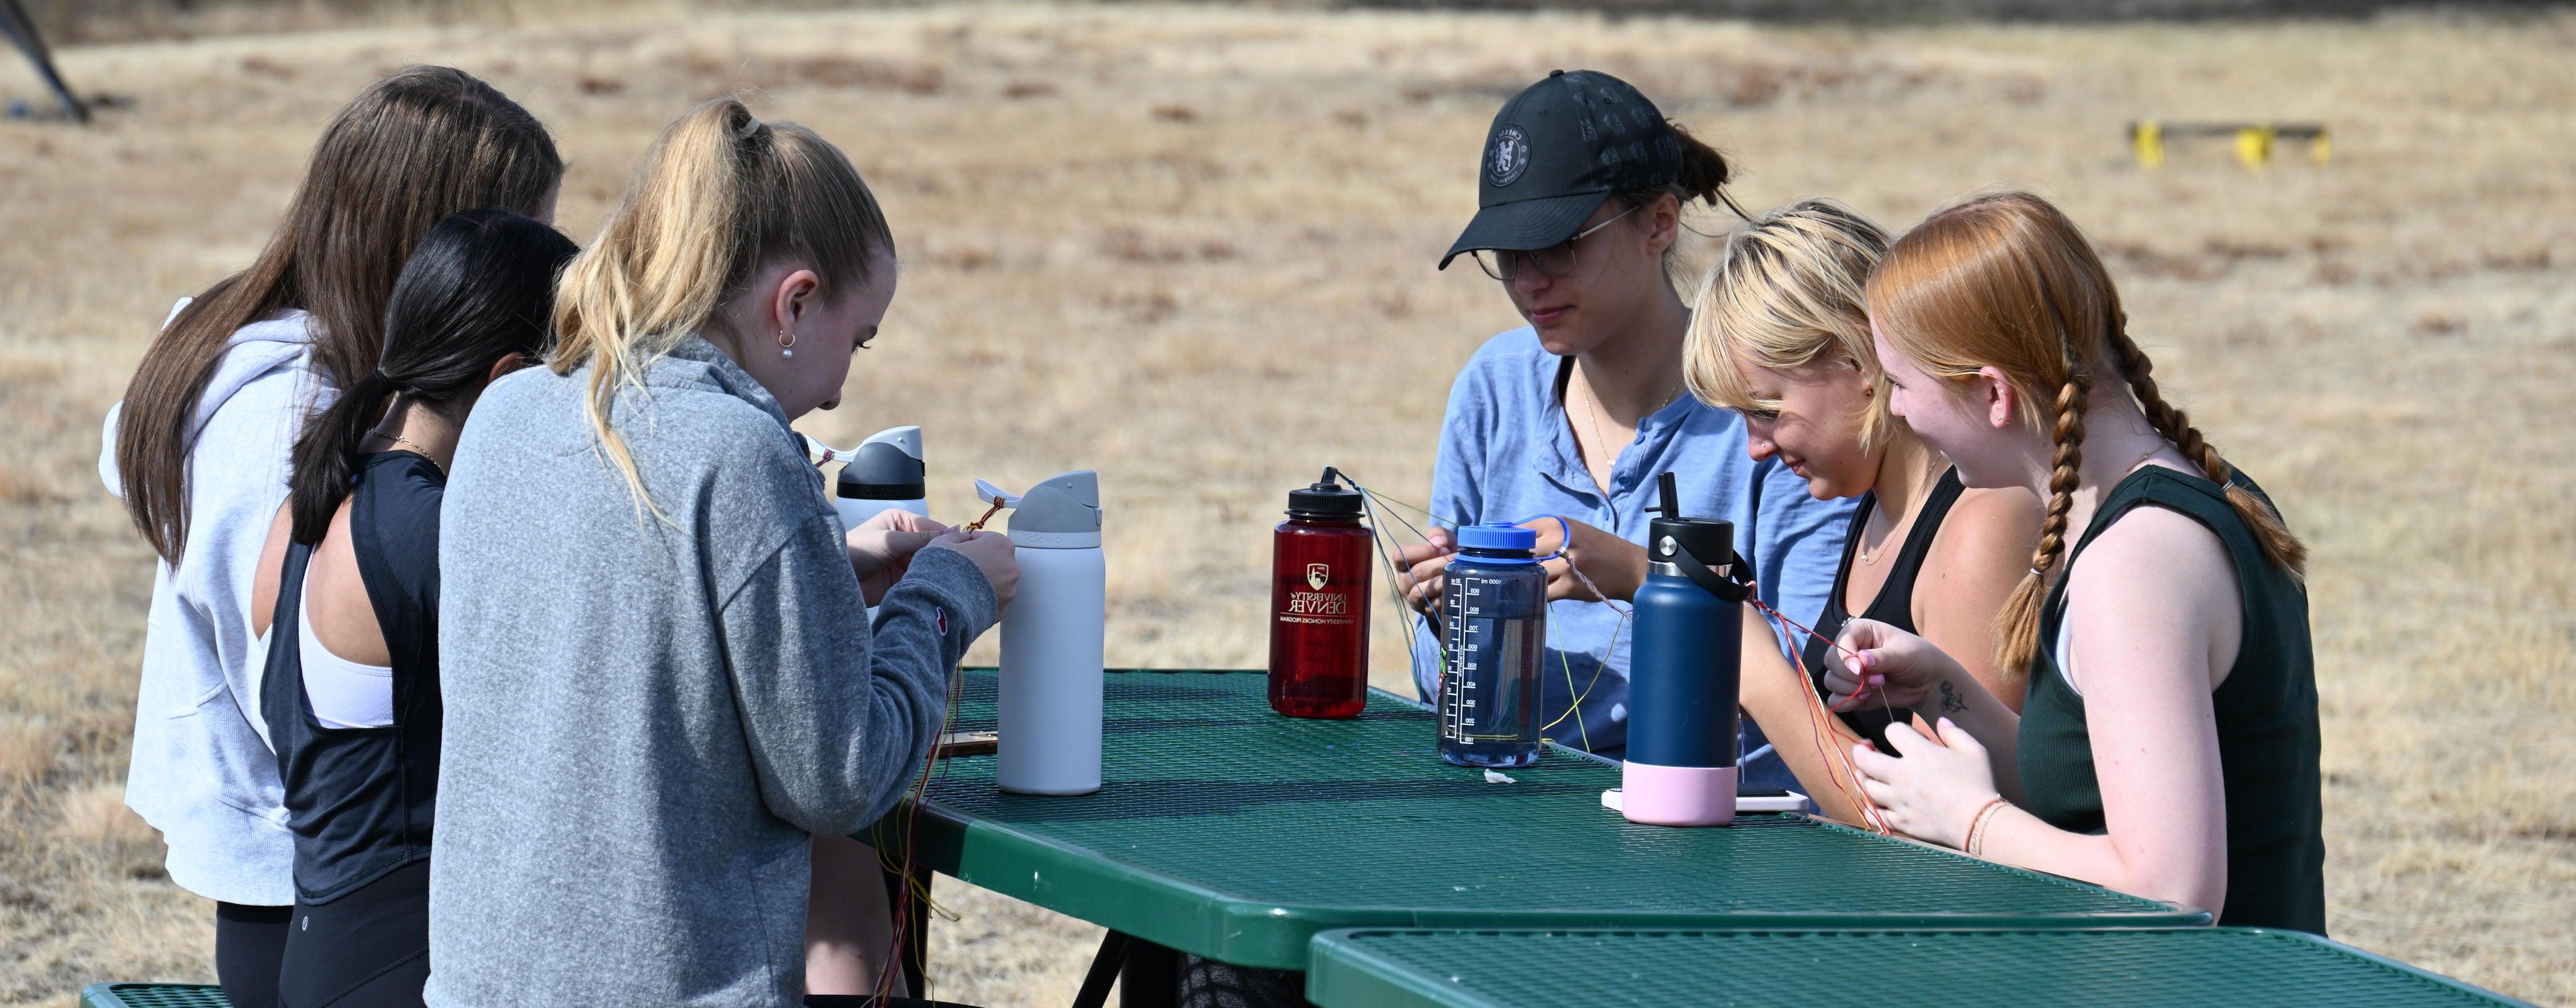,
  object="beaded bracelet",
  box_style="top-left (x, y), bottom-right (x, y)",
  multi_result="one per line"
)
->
top-left (1963, 796), bottom-right (2010, 857)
